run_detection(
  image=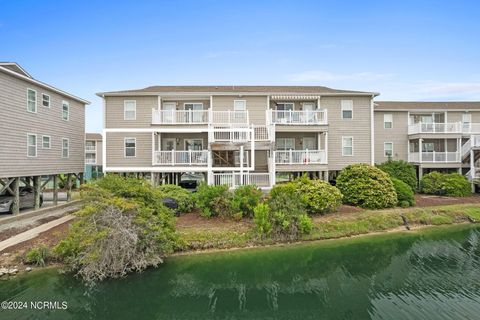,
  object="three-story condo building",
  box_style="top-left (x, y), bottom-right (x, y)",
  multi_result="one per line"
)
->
top-left (0, 62), bottom-right (90, 213)
top-left (98, 86), bottom-right (378, 188)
